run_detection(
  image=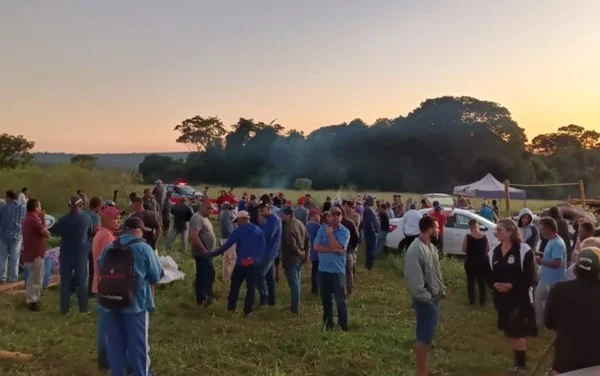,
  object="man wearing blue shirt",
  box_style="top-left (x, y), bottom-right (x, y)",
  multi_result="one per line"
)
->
top-left (98, 216), bottom-right (163, 376)
top-left (54, 196), bottom-right (92, 314)
top-left (208, 210), bottom-right (266, 317)
top-left (314, 207), bottom-right (350, 331)
top-left (257, 202), bottom-right (281, 307)
top-left (535, 217), bottom-right (566, 327)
